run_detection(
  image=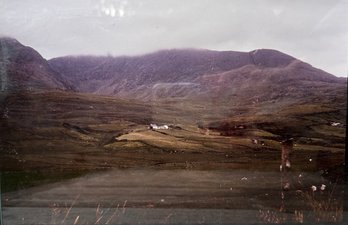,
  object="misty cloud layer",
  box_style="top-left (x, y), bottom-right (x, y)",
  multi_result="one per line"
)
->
top-left (0, 0), bottom-right (347, 76)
